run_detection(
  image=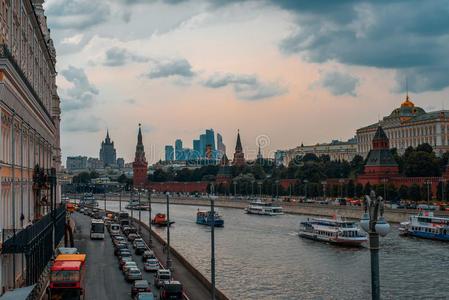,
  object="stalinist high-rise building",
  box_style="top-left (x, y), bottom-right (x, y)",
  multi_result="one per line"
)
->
top-left (133, 124), bottom-right (148, 188)
top-left (0, 0), bottom-right (61, 293)
top-left (99, 130), bottom-right (117, 166)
